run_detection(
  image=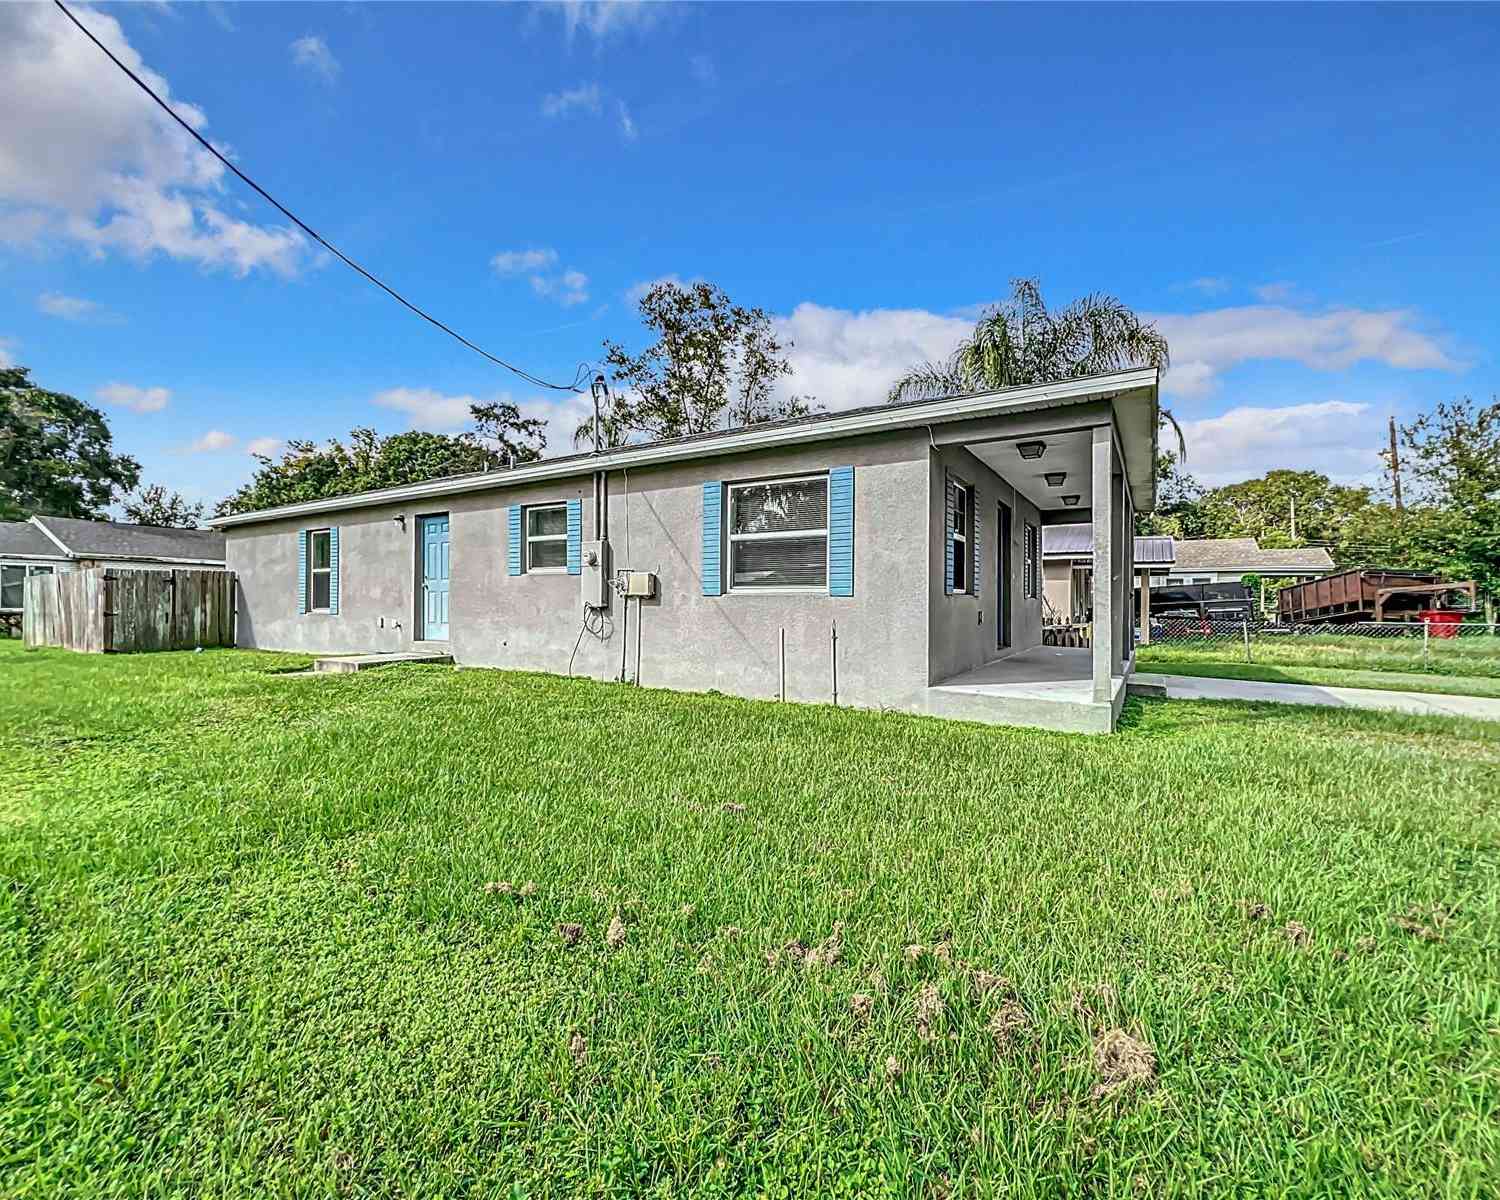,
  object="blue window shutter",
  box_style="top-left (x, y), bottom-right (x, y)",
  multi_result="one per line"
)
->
top-left (297, 529), bottom-right (308, 614)
top-left (507, 505), bottom-right (522, 576)
top-left (943, 470), bottom-right (954, 596)
top-left (702, 482), bottom-right (723, 596)
top-left (829, 466), bottom-right (854, 596)
top-left (970, 496), bottom-right (980, 601)
top-left (328, 527), bottom-right (340, 615)
top-left (566, 498), bottom-right (583, 575)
